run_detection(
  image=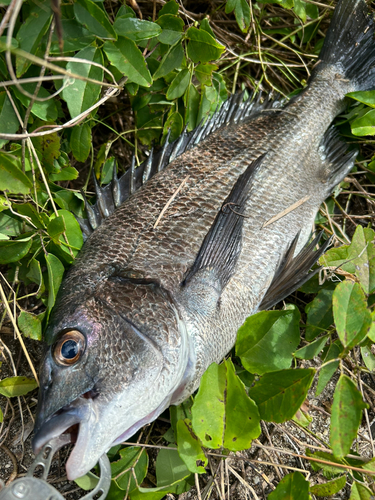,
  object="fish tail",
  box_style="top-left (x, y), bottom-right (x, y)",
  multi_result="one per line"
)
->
top-left (317, 0), bottom-right (375, 91)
